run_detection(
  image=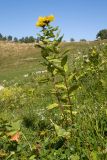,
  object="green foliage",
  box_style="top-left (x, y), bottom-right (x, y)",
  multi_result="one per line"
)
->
top-left (23, 36), bottom-right (35, 43)
top-left (14, 37), bottom-right (18, 42)
top-left (96, 29), bottom-right (107, 40)
top-left (0, 33), bottom-right (3, 40)
top-left (35, 22), bottom-right (107, 159)
top-left (70, 38), bottom-right (75, 42)
top-left (7, 35), bottom-right (12, 41)
top-left (19, 36), bottom-right (36, 43)
top-left (80, 39), bottom-right (86, 42)
top-left (0, 32), bottom-right (36, 43)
